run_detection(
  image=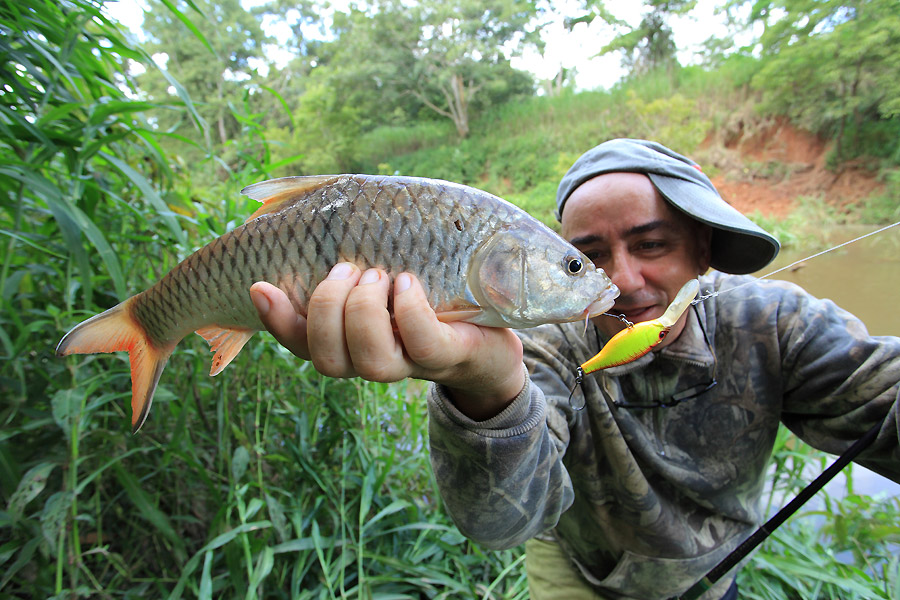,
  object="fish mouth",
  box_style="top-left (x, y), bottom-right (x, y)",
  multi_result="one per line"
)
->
top-left (585, 287), bottom-right (620, 319)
